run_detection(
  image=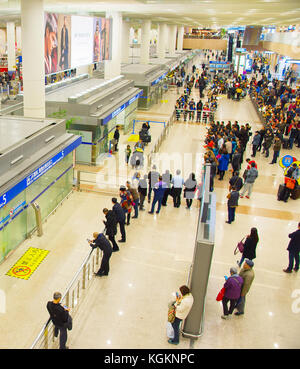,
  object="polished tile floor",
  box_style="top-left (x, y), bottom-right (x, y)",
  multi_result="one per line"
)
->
top-left (0, 54), bottom-right (299, 349)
